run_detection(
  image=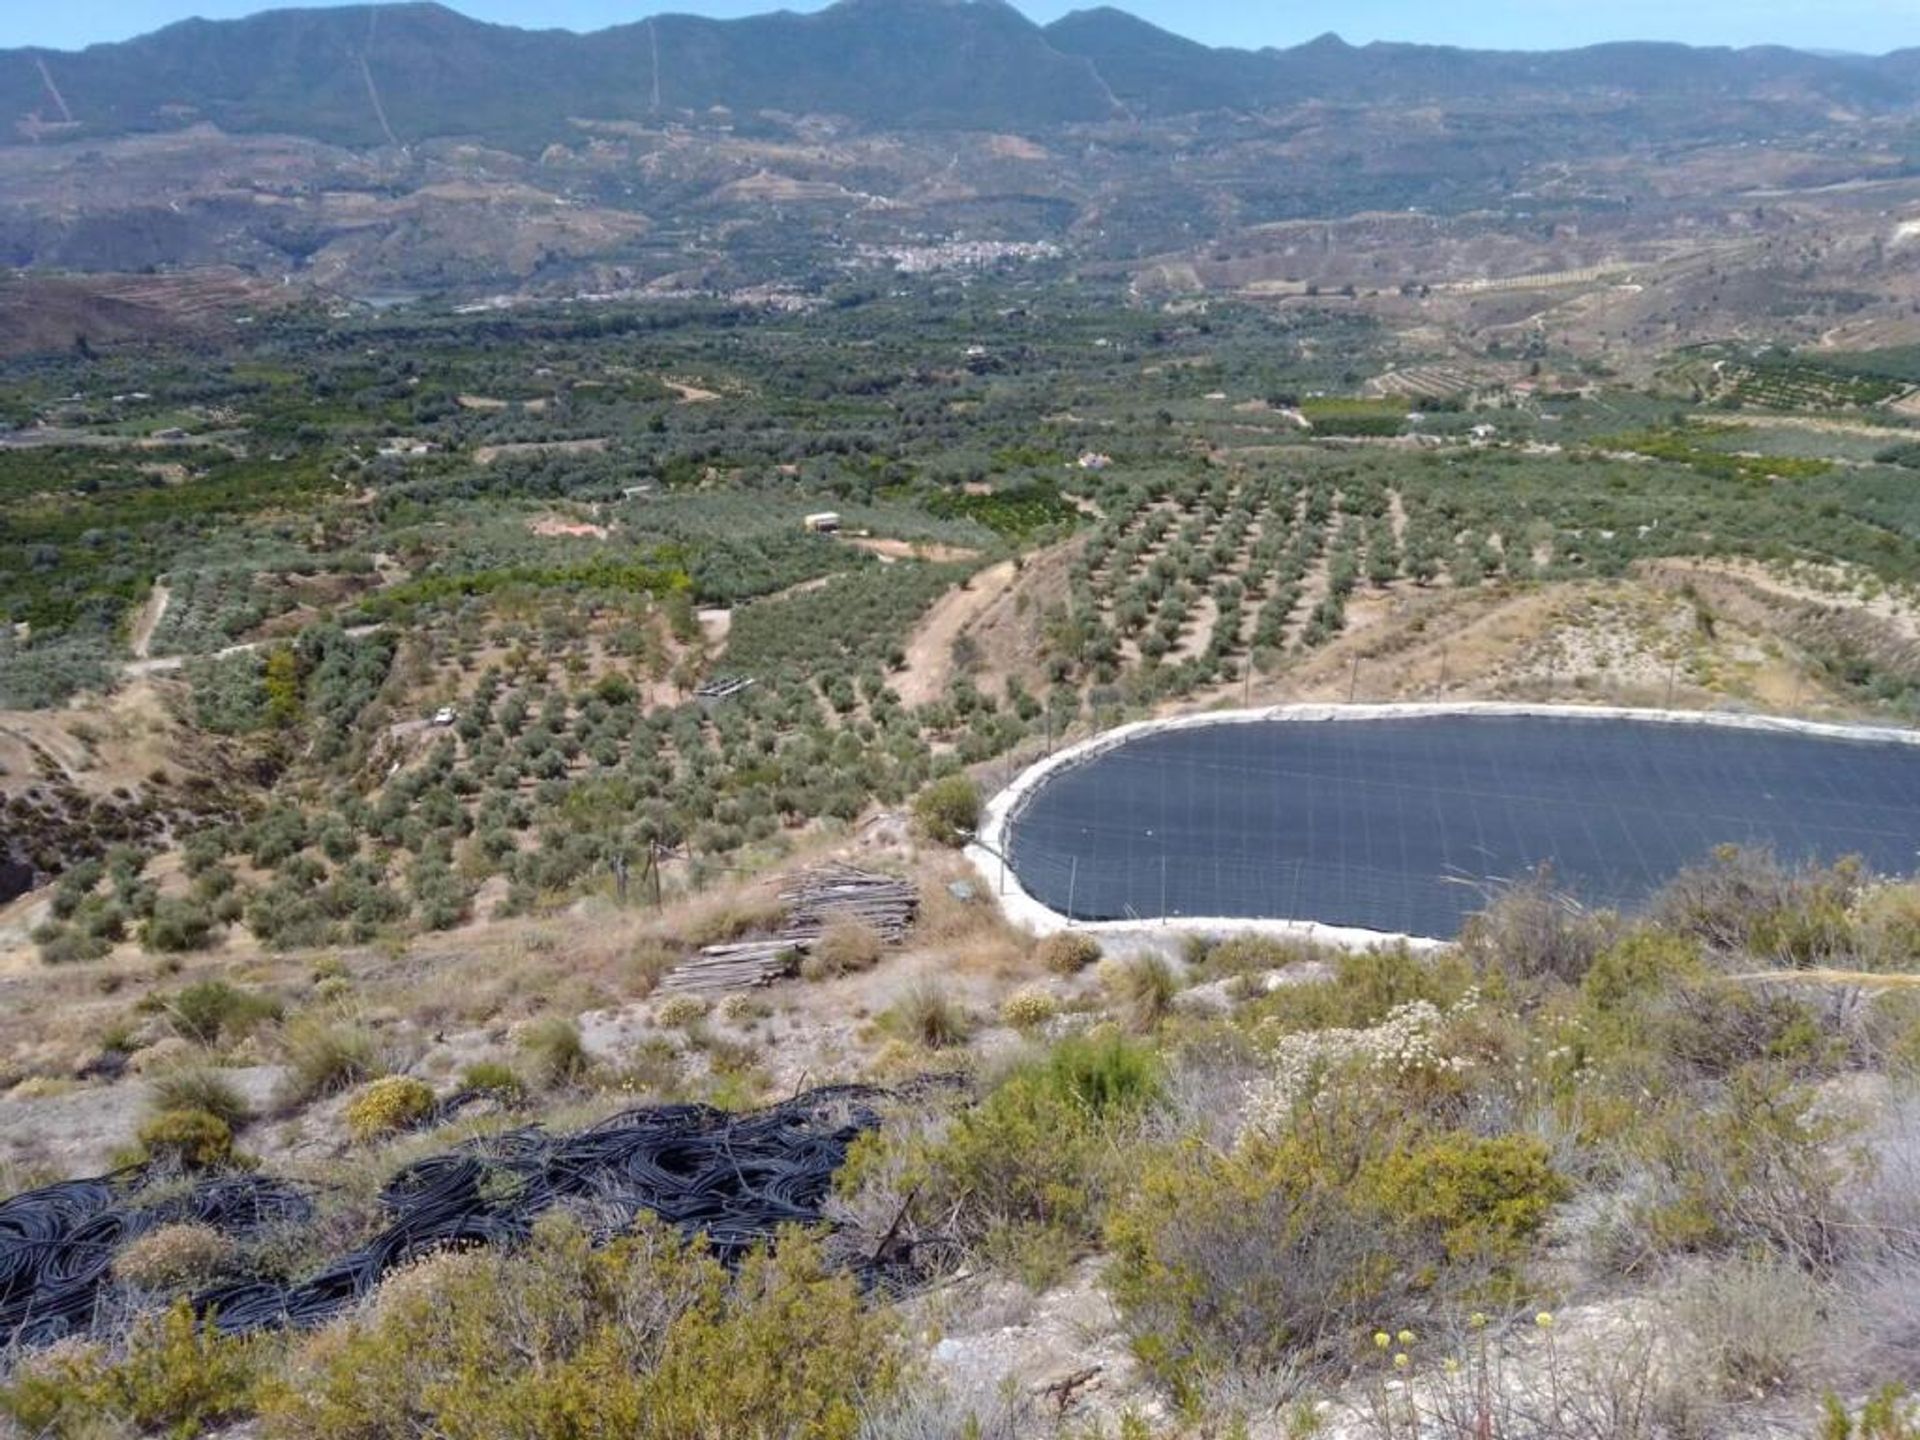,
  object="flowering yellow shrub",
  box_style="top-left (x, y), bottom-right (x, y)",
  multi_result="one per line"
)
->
top-left (343, 1076), bottom-right (436, 1141)
top-left (655, 995), bottom-right (710, 1029)
top-left (137, 1108), bottom-right (234, 1170)
top-left (1000, 986), bottom-right (1058, 1031)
